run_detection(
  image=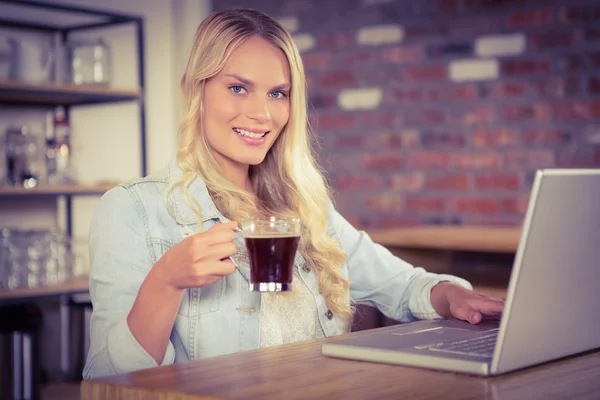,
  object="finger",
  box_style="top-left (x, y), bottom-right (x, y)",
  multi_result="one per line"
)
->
top-left (468, 299), bottom-right (504, 323)
top-left (200, 221), bottom-right (238, 236)
top-left (474, 298), bottom-right (505, 315)
top-left (198, 242), bottom-right (238, 262)
top-left (469, 312), bottom-right (482, 324)
top-left (452, 305), bottom-right (481, 325)
top-left (197, 260), bottom-right (236, 277)
top-left (210, 221), bottom-right (239, 232)
top-left (194, 229), bottom-right (237, 247)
